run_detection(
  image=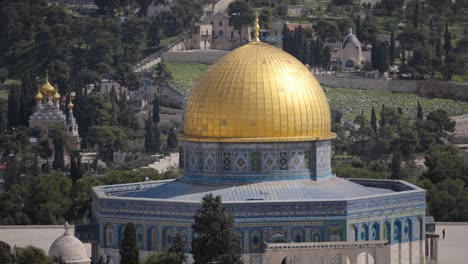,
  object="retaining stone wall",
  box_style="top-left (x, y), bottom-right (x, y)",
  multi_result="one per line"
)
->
top-left (161, 50), bottom-right (229, 64)
top-left (315, 75), bottom-right (468, 100)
